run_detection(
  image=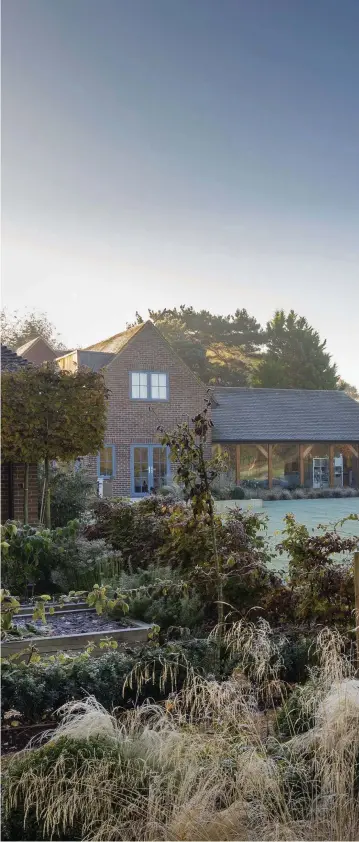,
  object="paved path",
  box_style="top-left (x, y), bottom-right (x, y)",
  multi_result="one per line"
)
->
top-left (261, 498), bottom-right (359, 571)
